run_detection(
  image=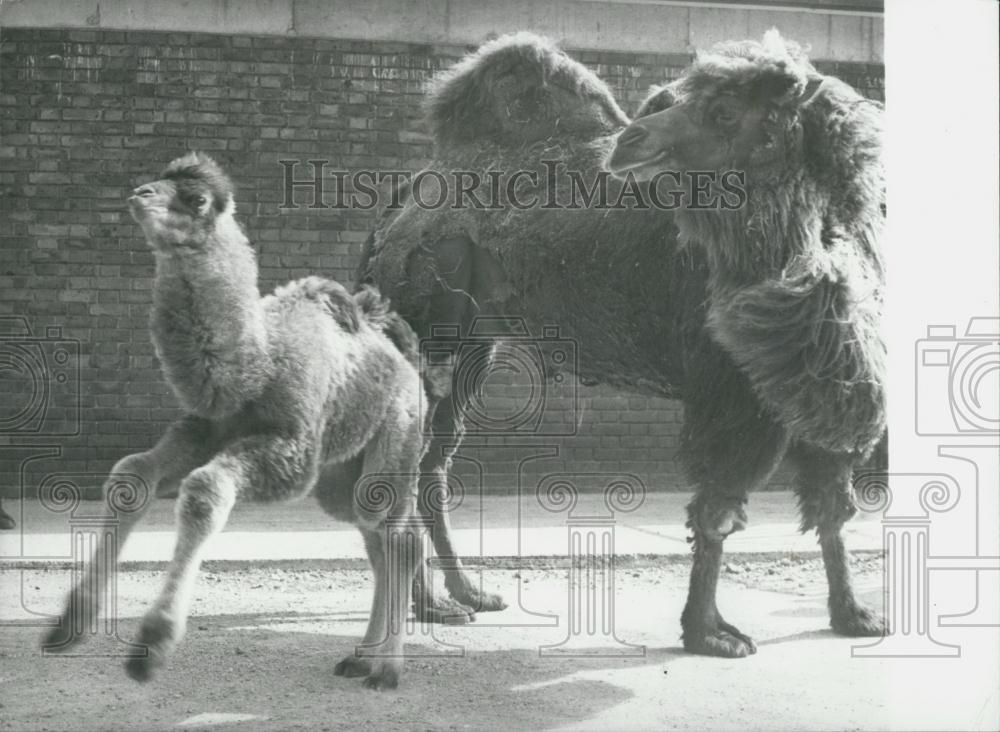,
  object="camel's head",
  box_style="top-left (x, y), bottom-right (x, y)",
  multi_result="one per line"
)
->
top-left (128, 152), bottom-right (236, 250)
top-left (609, 31), bottom-right (837, 180)
top-left (424, 32), bottom-right (630, 148)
